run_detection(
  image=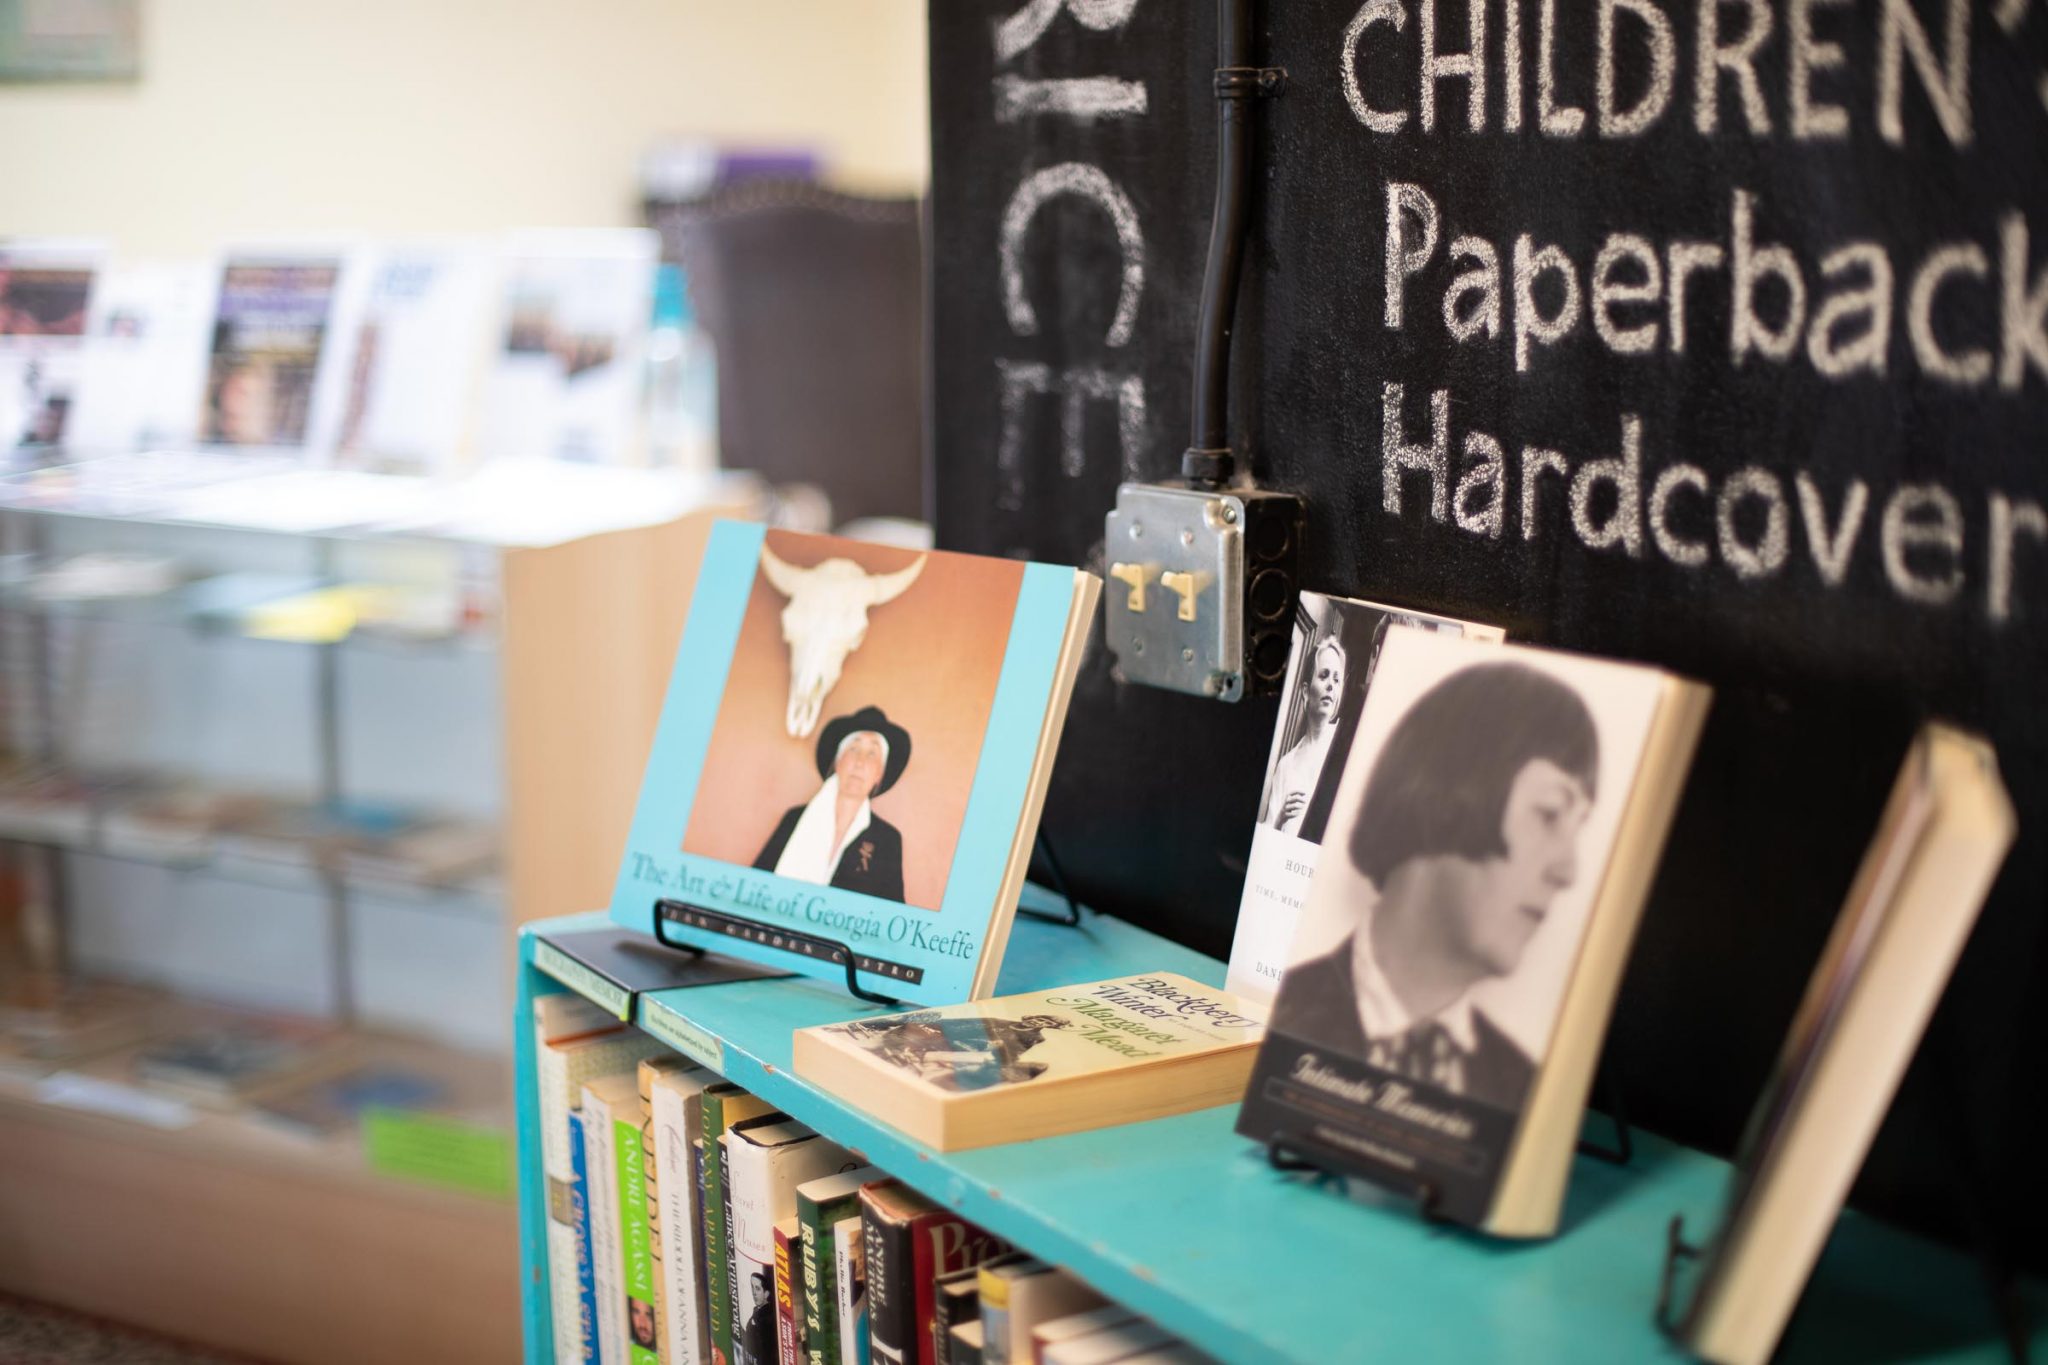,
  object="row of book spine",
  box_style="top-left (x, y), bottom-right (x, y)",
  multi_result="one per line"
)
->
top-left (536, 992), bottom-right (1210, 1365)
